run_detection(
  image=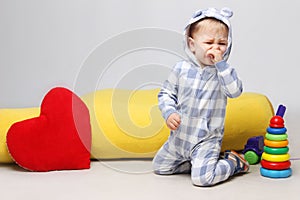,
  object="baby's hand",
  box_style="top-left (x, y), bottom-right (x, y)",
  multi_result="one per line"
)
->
top-left (207, 49), bottom-right (223, 64)
top-left (166, 113), bottom-right (181, 130)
